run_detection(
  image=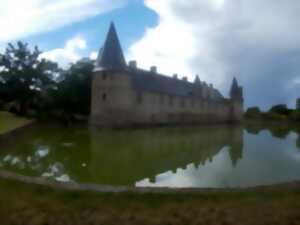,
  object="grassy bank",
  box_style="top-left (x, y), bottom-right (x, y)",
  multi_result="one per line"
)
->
top-left (0, 111), bottom-right (32, 135)
top-left (0, 178), bottom-right (300, 225)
